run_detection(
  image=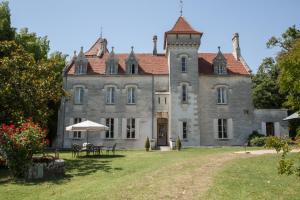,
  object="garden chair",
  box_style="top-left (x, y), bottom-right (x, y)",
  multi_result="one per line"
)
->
top-left (71, 144), bottom-right (81, 157)
top-left (103, 143), bottom-right (117, 156)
